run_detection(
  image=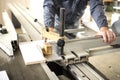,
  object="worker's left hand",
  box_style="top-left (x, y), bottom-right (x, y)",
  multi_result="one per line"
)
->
top-left (96, 27), bottom-right (116, 44)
